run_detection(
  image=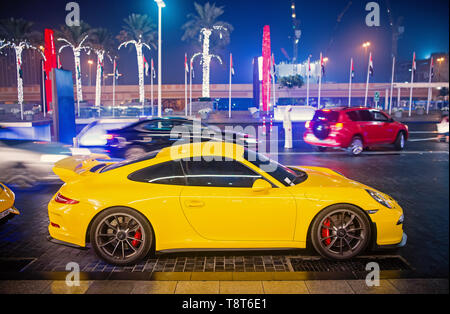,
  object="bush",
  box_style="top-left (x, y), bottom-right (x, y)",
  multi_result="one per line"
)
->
top-left (279, 75), bottom-right (304, 89)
